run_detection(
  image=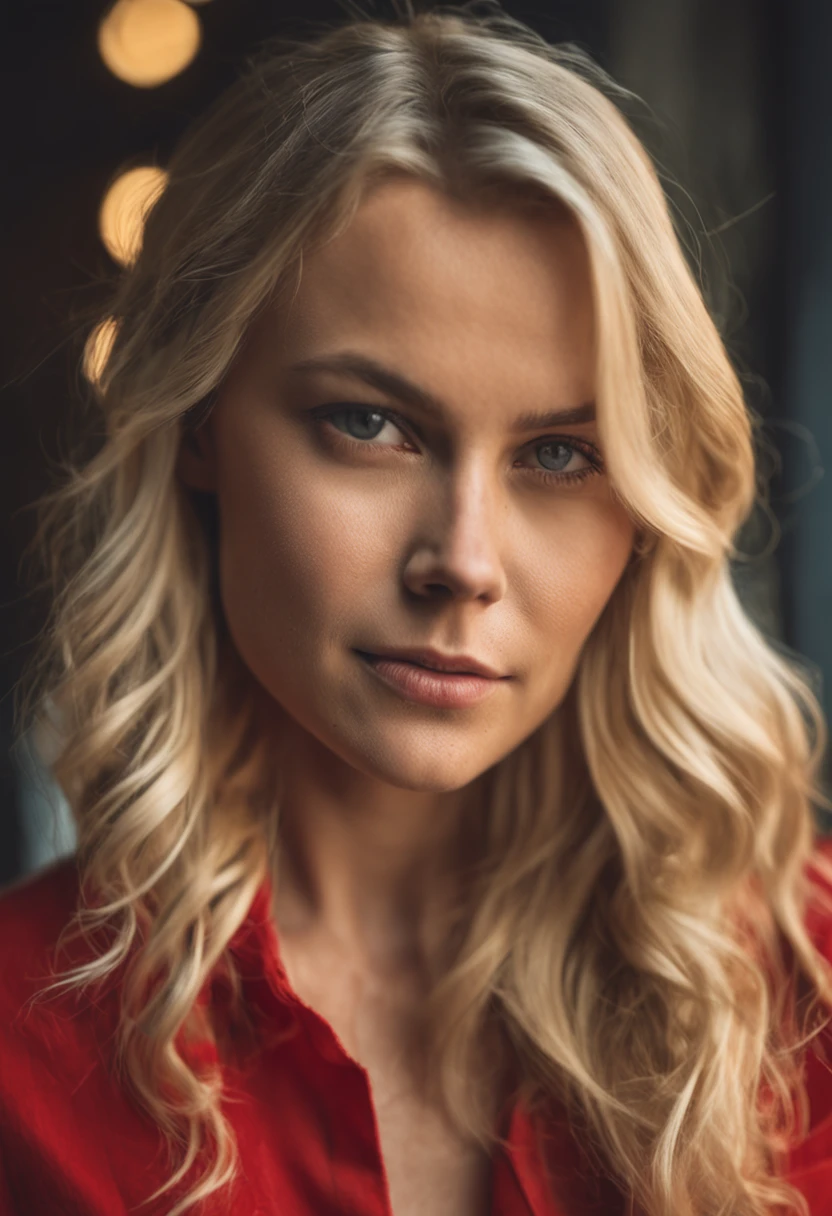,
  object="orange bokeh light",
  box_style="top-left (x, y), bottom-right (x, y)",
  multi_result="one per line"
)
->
top-left (98, 0), bottom-right (201, 88)
top-left (82, 317), bottom-right (120, 389)
top-left (98, 164), bottom-right (168, 267)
